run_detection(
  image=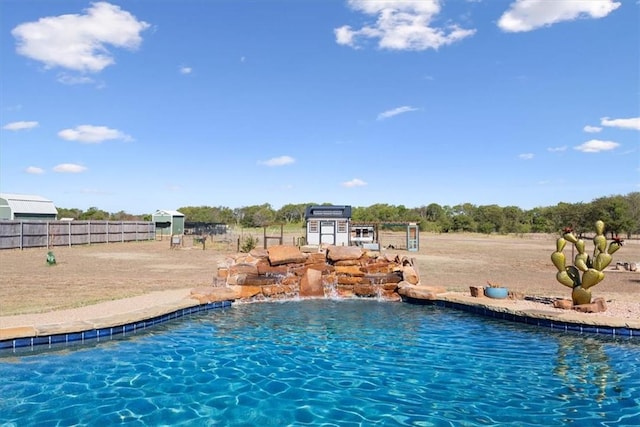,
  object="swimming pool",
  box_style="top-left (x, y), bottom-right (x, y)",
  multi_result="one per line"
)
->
top-left (1, 300), bottom-right (639, 426)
